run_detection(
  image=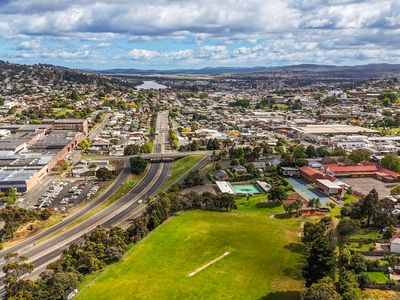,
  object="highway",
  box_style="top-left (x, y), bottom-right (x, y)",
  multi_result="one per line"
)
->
top-left (0, 110), bottom-right (173, 284)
